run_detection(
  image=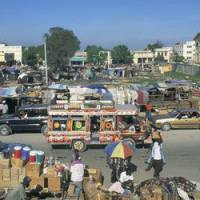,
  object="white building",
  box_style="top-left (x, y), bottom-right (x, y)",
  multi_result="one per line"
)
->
top-left (132, 50), bottom-right (154, 64)
top-left (173, 43), bottom-right (183, 56)
top-left (0, 43), bottom-right (22, 63)
top-left (183, 40), bottom-right (196, 63)
top-left (154, 47), bottom-right (173, 62)
top-left (194, 33), bottom-right (200, 64)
